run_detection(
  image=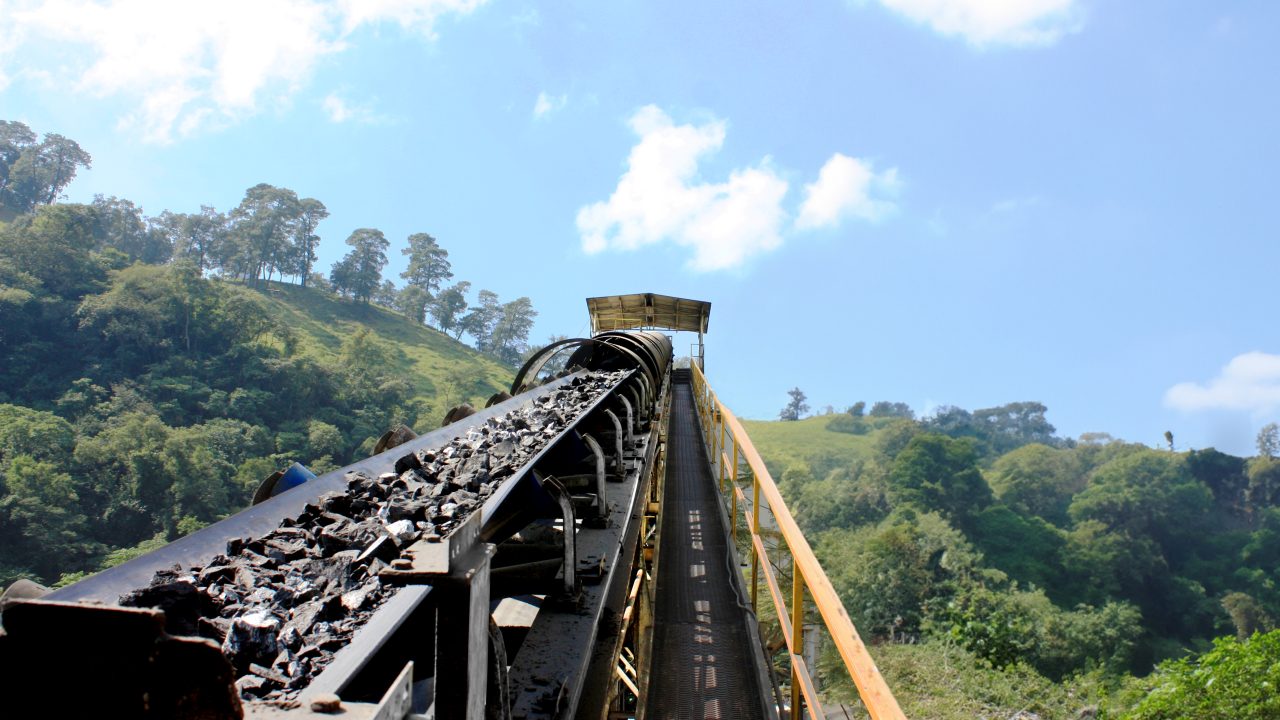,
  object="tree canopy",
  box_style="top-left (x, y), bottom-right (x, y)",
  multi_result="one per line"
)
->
top-left (780, 387), bottom-right (809, 421)
top-left (0, 119), bottom-right (535, 587)
top-left (0, 123), bottom-right (92, 213)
